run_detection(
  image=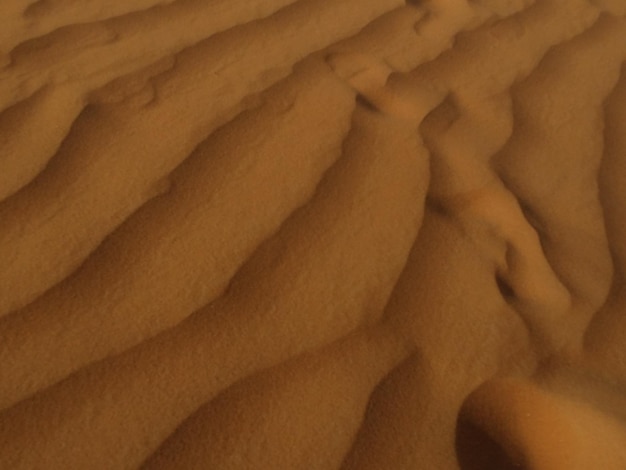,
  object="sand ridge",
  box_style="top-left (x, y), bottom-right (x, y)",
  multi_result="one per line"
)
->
top-left (1, 0), bottom-right (626, 468)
